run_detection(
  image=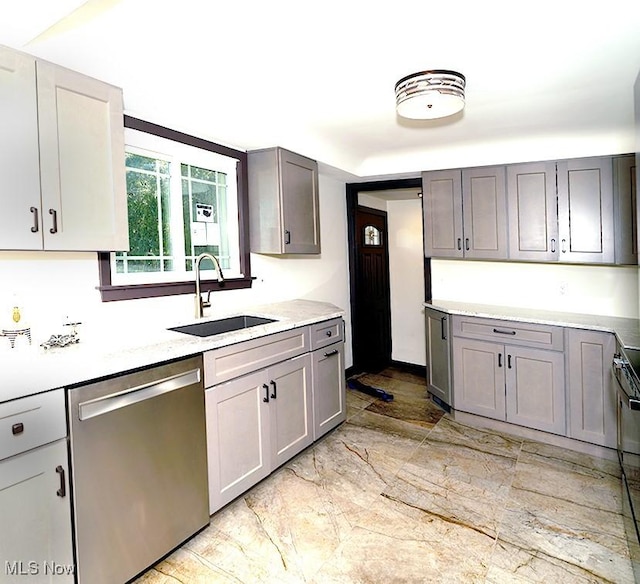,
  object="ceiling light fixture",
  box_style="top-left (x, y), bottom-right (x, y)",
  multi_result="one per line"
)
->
top-left (395, 70), bottom-right (466, 120)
